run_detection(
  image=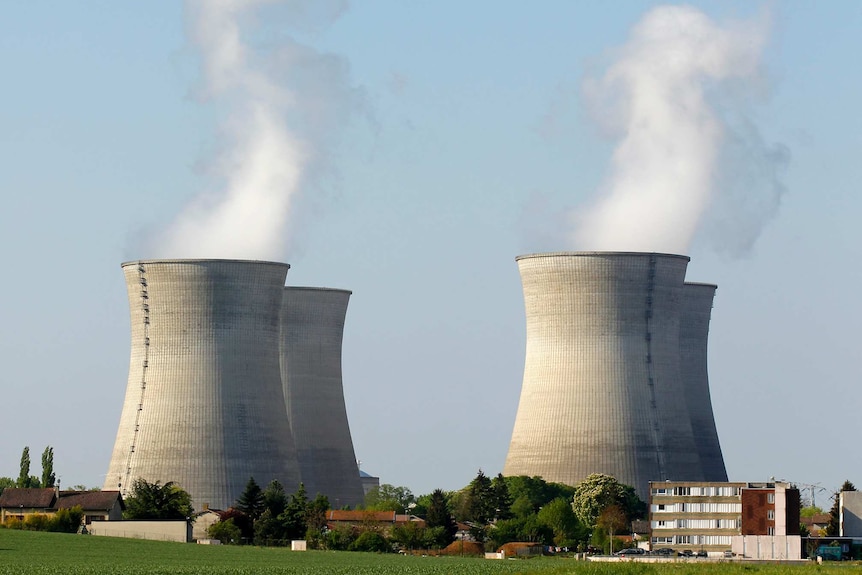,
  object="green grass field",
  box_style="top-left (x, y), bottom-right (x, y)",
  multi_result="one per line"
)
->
top-left (0, 530), bottom-right (855, 575)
